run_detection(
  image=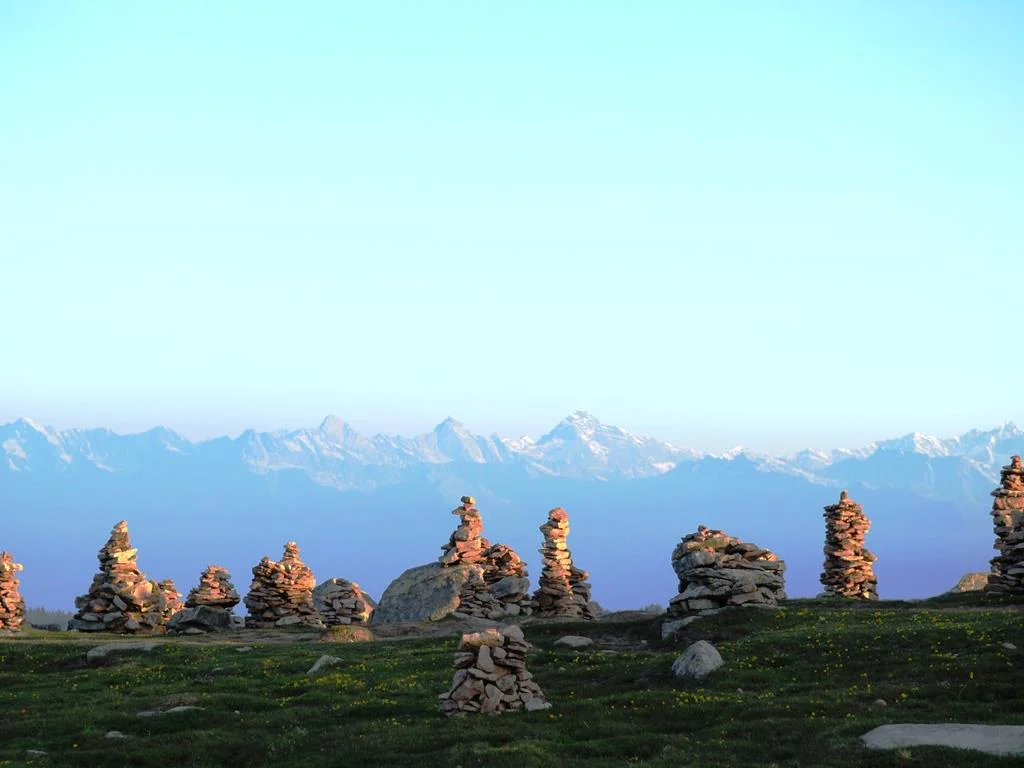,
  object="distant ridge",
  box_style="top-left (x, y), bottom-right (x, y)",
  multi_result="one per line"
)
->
top-left (3, 413), bottom-right (1023, 495)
